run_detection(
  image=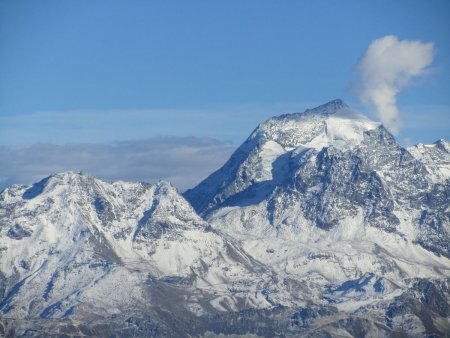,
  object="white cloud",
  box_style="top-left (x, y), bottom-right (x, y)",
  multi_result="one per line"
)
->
top-left (355, 35), bottom-right (434, 134)
top-left (0, 137), bottom-right (235, 192)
